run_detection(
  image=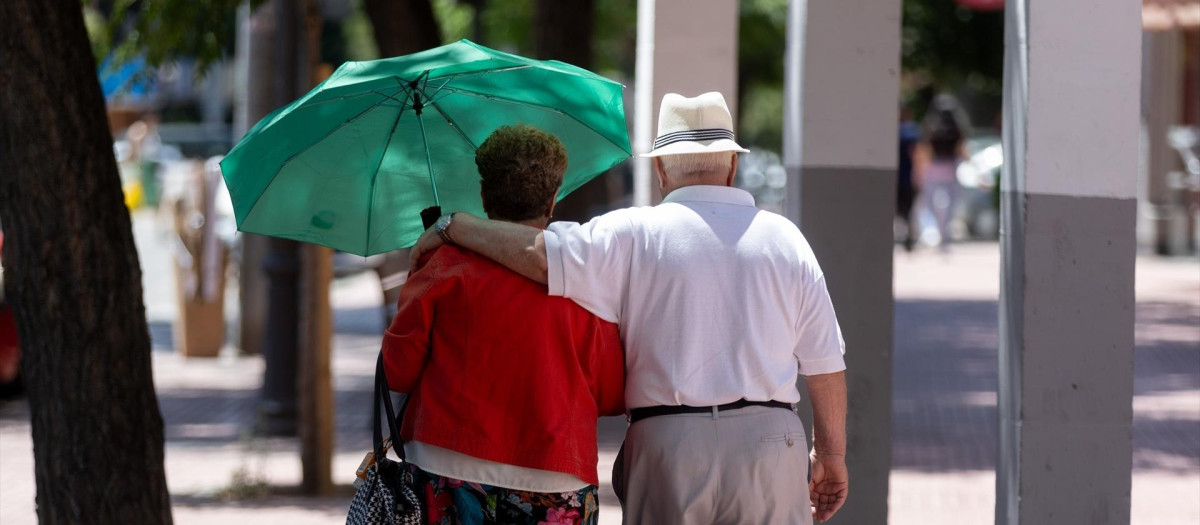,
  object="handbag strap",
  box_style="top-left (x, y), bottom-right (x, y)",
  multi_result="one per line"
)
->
top-left (373, 351), bottom-right (408, 462)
